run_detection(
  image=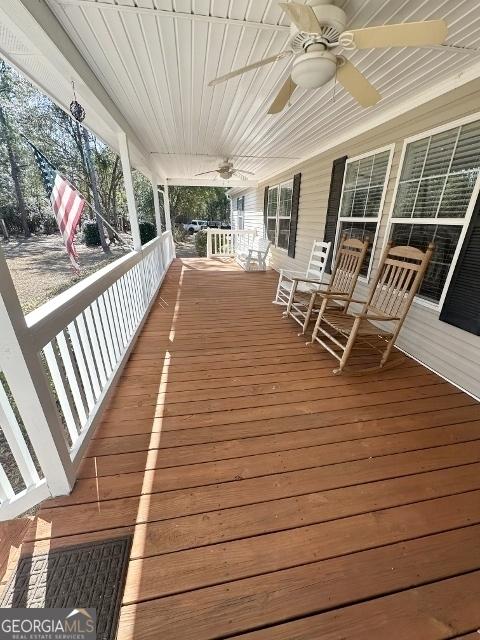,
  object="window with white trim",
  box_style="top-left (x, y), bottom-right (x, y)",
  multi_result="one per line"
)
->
top-left (389, 119), bottom-right (480, 304)
top-left (336, 147), bottom-right (392, 278)
top-left (266, 180), bottom-right (293, 250)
